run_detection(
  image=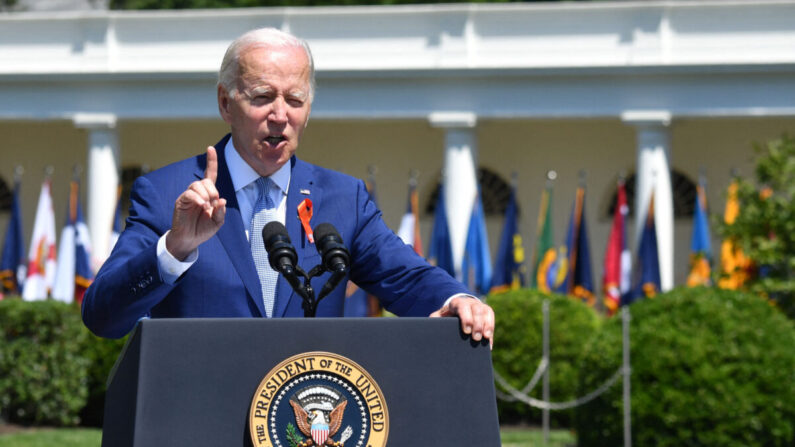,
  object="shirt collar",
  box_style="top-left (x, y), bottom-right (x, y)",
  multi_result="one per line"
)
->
top-left (224, 138), bottom-right (291, 196)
